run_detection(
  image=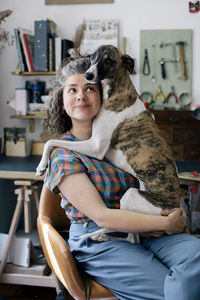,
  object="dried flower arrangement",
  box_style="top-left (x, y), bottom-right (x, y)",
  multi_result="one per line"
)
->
top-left (0, 9), bottom-right (13, 54)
